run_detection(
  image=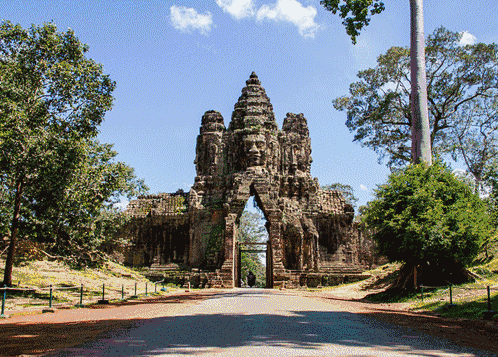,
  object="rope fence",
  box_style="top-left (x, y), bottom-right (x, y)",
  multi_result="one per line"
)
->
top-left (419, 284), bottom-right (498, 319)
top-left (0, 279), bottom-right (171, 318)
